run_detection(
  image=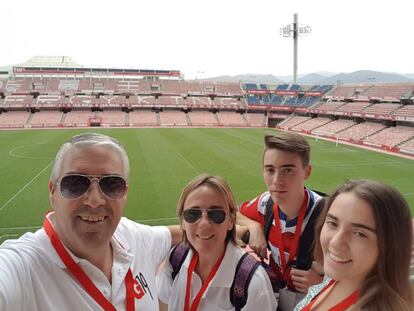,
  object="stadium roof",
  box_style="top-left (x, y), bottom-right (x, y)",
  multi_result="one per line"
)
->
top-left (23, 56), bottom-right (81, 68)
